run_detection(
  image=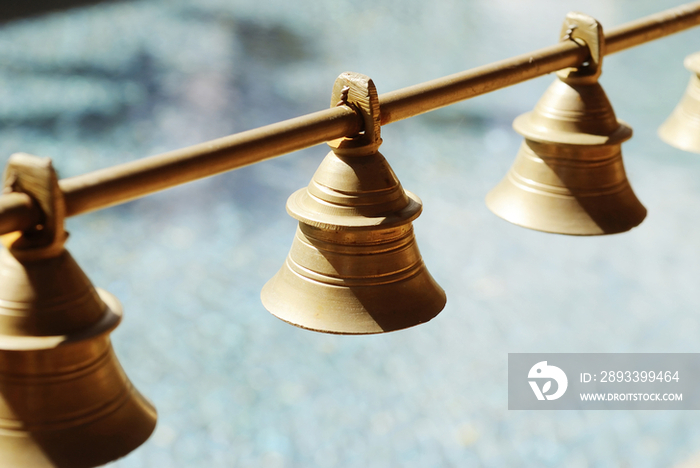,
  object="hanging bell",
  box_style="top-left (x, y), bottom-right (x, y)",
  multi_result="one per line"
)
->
top-left (659, 52), bottom-right (700, 153)
top-left (261, 72), bottom-right (446, 334)
top-left (0, 154), bottom-right (156, 468)
top-left (486, 12), bottom-right (646, 235)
